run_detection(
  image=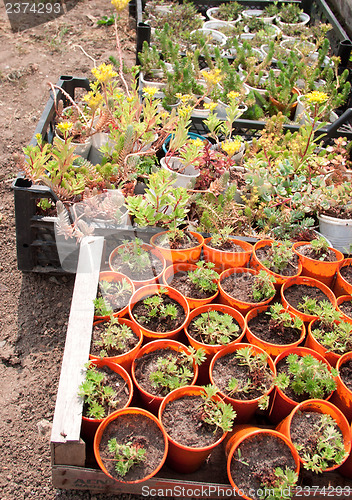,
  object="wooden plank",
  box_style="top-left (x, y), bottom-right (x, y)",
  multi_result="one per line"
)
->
top-left (52, 466), bottom-right (234, 496)
top-left (52, 465), bottom-right (352, 498)
top-left (51, 236), bottom-right (104, 465)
